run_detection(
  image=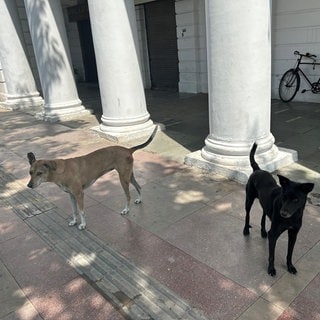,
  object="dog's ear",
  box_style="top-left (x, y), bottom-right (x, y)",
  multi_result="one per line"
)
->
top-left (49, 160), bottom-right (65, 174)
top-left (27, 152), bottom-right (36, 165)
top-left (42, 160), bottom-right (65, 174)
top-left (277, 174), bottom-right (290, 187)
top-left (43, 160), bottom-right (57, 171)
top-left (300, 183), bottom-right (314, 194)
